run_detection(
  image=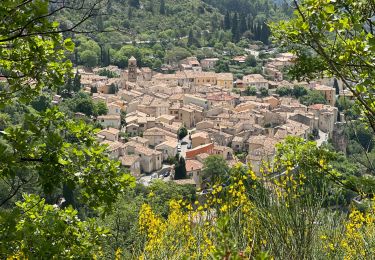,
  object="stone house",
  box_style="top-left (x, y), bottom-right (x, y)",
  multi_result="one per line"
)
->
top-left (101, 140), bottom-right (124, 159)
top-left (242, 74), bottom-right (269, 90)
top-left (143, 127), bottom-right (176, 147)
top-left (107, 102), bottom-right (122, 116)
top-left (201, 58), bottom-right (219, 70)
top-left (216, 73), bottom-right (234, 89)
top-left (185, 159), bottom-right (204, 188)
top-left (231, 136), bottom-right (244, 152)
top-left (191, 132), bottom-right (211, 148)
top-left (186, 143), bottom-right (214, 159)
top-left (97, 115), bottom-right (121, 129)
top-left (312, 84), bottom-right (336, 106)
top-left (155, 139), bottom-right (178, 161)
top-left (126, 123), bottom-right (140, 137)
top-left (120, 155), bottom-right (141, 176)
top-left (207, 129), bottom-right (234, 147)
top-left (213, 145), bottom-right (233, 160)
top-left (183, 94), bottom-right (208, 109)
top-left (308, 104), bottom-right (338, 137)
top-left (196, 120), bottom-right (215, 130)
top-left (97, 127), bottom-right (119, 142)
top-left (156, 114), bottom-right (176, 125)
top-left (206, 93), bottom-right (236, 109)
top-left (123, 141), bottom-right (162, 174)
